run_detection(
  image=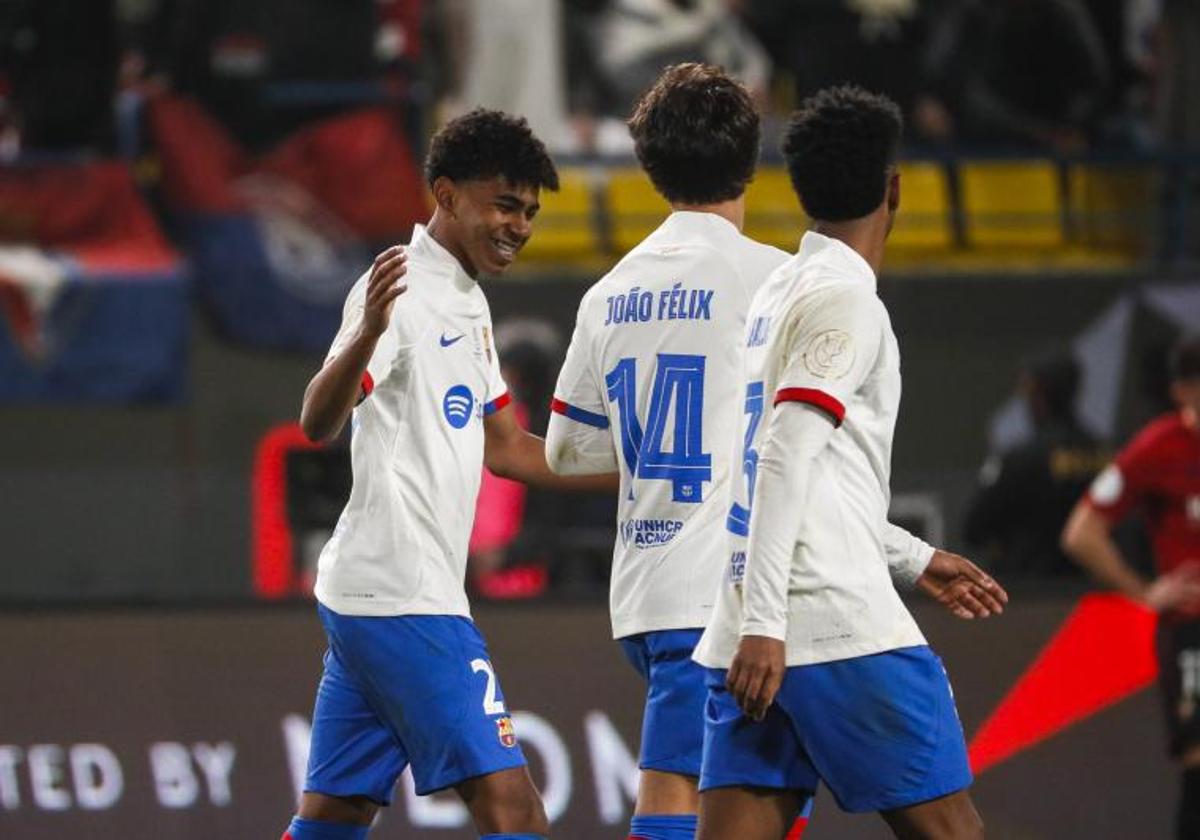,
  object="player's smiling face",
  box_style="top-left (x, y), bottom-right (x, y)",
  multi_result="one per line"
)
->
top-left (448, 177), bottom-right (540, 278)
